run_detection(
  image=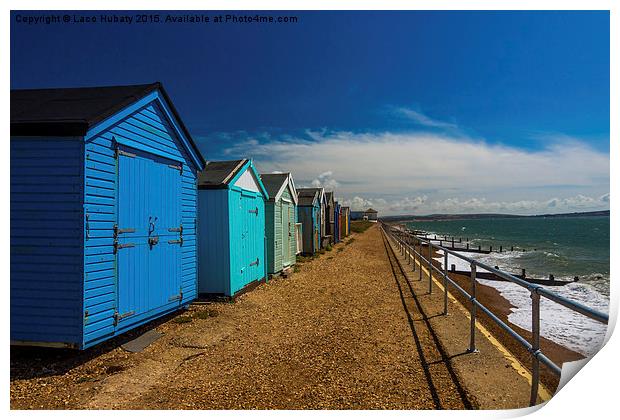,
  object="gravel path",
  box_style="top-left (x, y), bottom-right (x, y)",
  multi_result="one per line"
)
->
top-left (12, 225), bottom-right (480, 409)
